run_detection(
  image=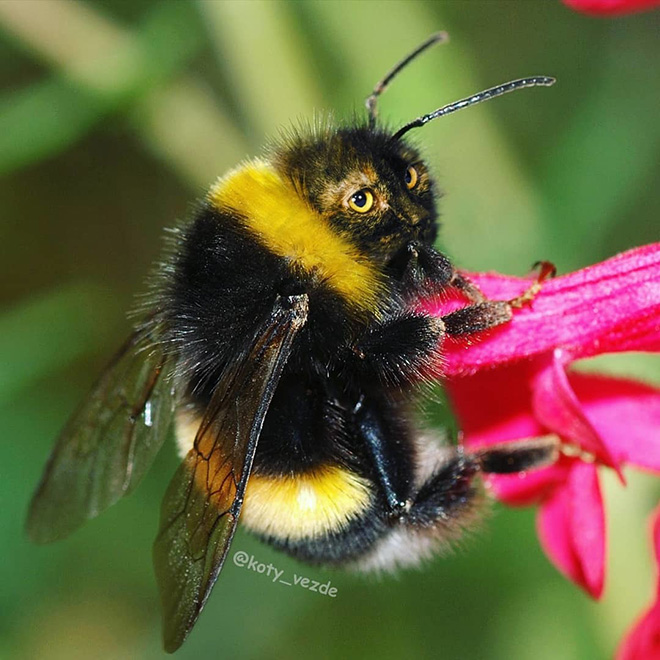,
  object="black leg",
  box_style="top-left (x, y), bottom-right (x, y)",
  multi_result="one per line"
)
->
top-left (448, 271), bottom-right (487, 303)
top-left (415, 249), bottom-right (556, 337)
top-left (441, 301), bottom-right (512, 336)
top-left (350, 313), bottom-right (444, 385)
top-left (399, 242), bottom-right (455, 297)
top-left (475, 436), bottom-right (559, 474)
top-left (406, 451), bottom-right (480, 527)
top-left (353, 399), bottom-right (414, 517)
top-left (405, 436), bottom-right (558, 527)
